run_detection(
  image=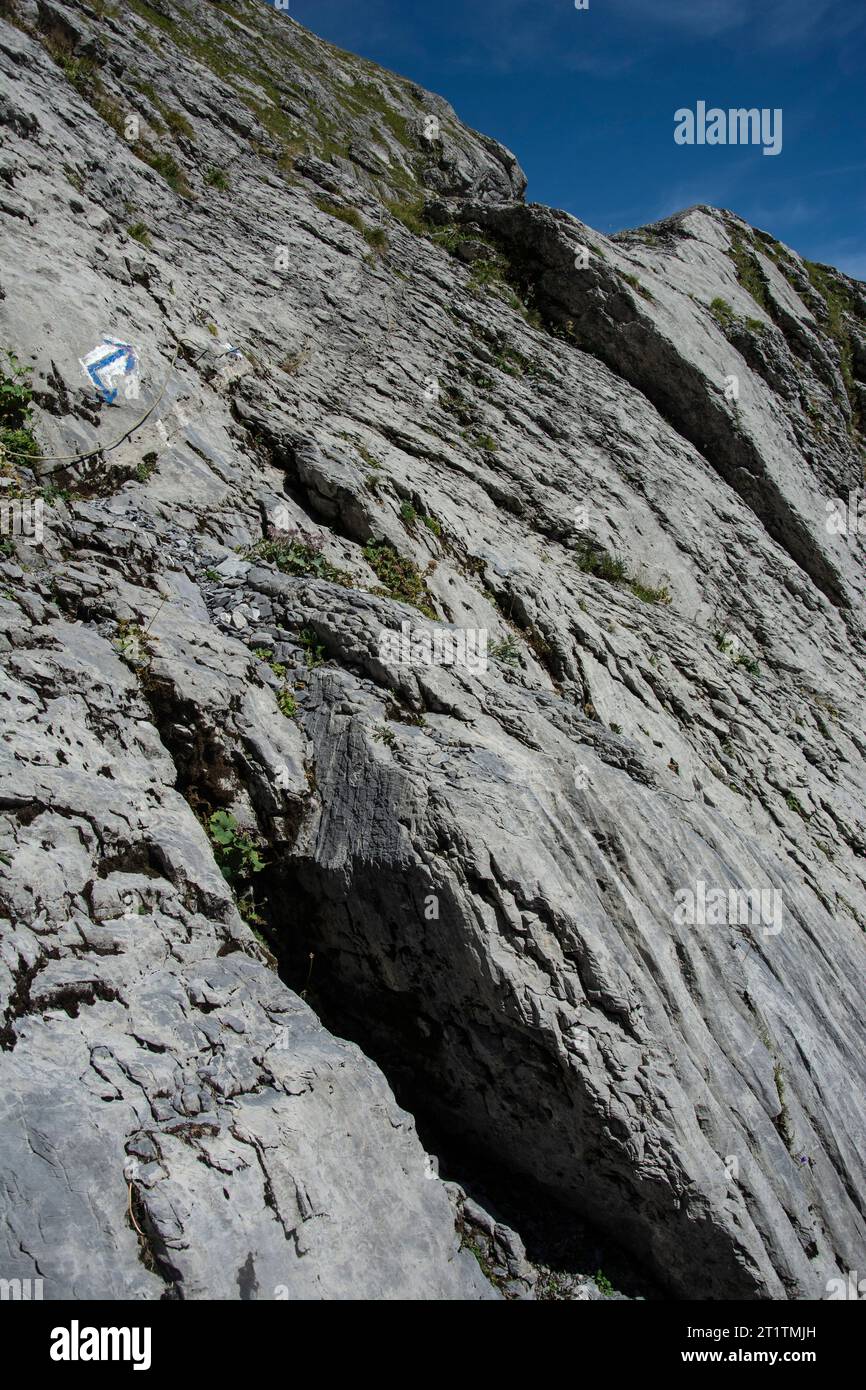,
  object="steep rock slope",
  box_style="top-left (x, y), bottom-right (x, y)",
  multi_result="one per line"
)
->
top-left (0, 0), bottom-right (864, 1299)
